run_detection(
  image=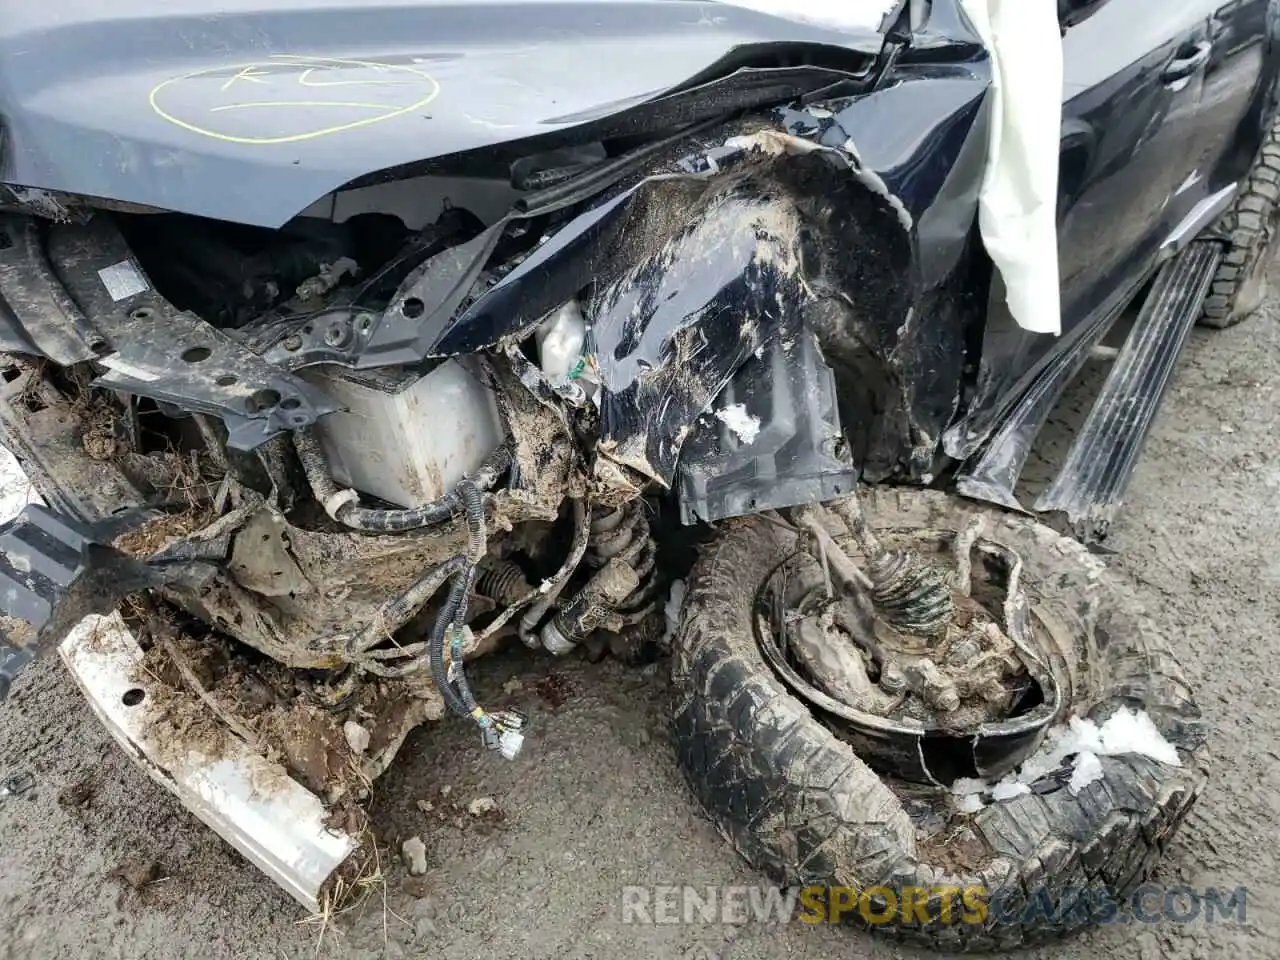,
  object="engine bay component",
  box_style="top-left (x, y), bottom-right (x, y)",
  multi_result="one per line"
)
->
top-left (300, 359), bottom-right (505, 509)
top-left (535, 300), bottom-right (588, 386)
